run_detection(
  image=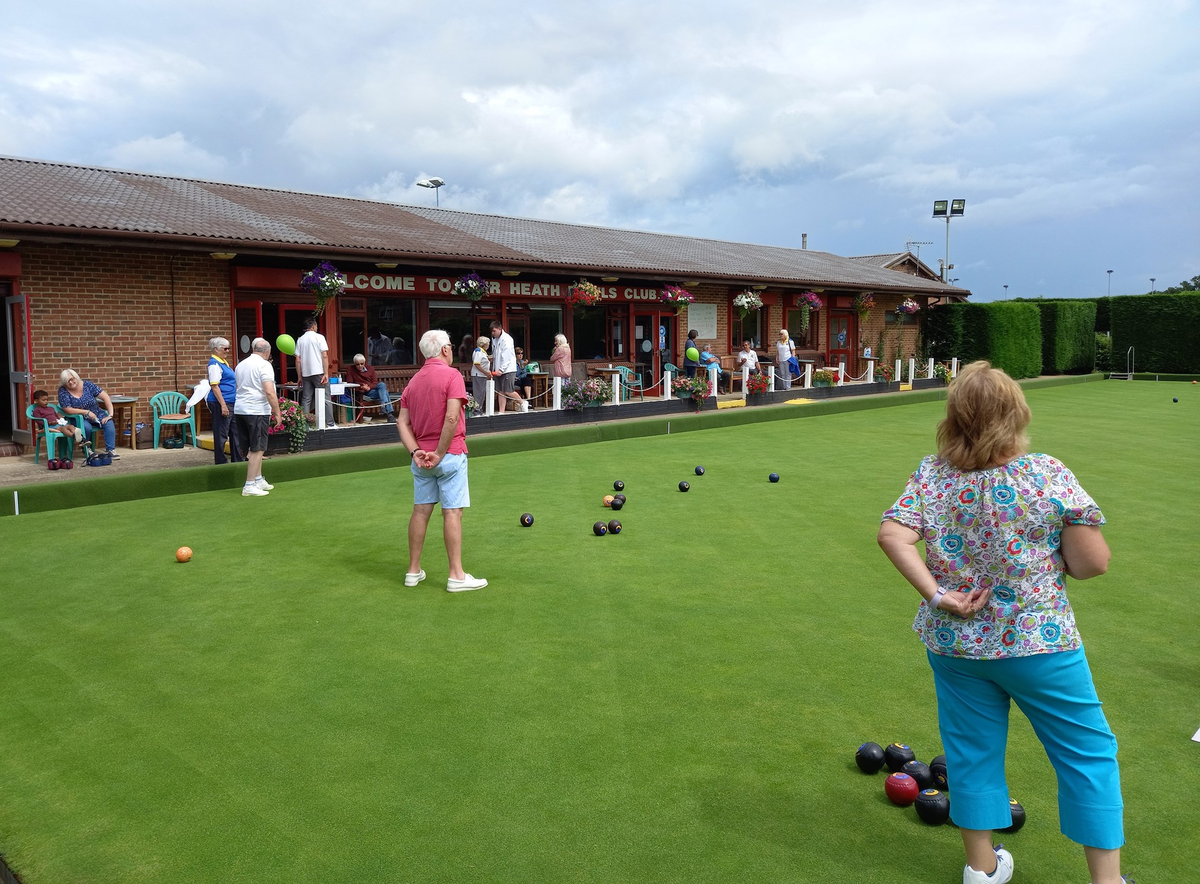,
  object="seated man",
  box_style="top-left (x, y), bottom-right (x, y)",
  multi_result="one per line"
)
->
top-left (345, 353), bottom-right (397, 423)
top-left (737, 339), bottom-right (760, 373)
top-left (699, 344), bottom-right (731, 393)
